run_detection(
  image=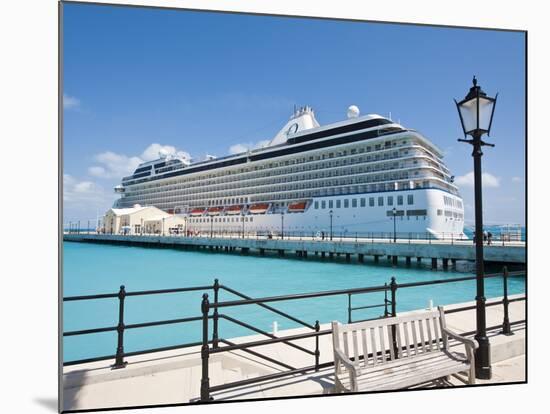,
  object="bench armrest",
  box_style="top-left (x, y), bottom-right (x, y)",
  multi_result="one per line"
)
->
top-left (334, 347), bottom-right (361, 376)
top-left (442, 326), bottom-right (477, 367)
top-left (442, 327), bottom-right (477, 350)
